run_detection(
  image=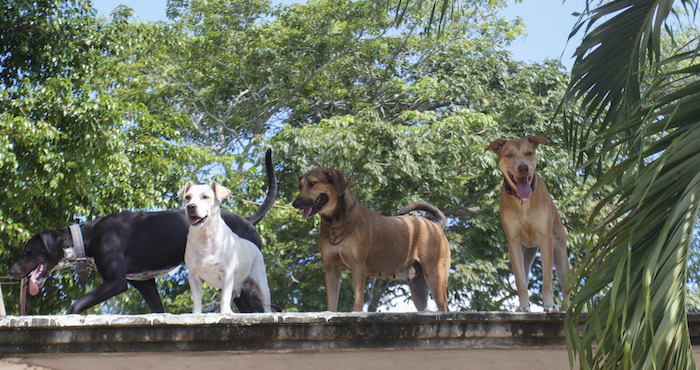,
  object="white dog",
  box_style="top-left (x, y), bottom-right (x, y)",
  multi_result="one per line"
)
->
top-left (178, 180), bottom-right (272, 314)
